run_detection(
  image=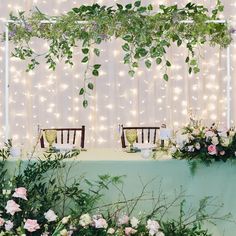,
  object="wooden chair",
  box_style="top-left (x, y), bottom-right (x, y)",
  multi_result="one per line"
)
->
top-left (40, 126), bottom-right (85, 148)
top-left (120, 125), bottom-right (161, 148)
